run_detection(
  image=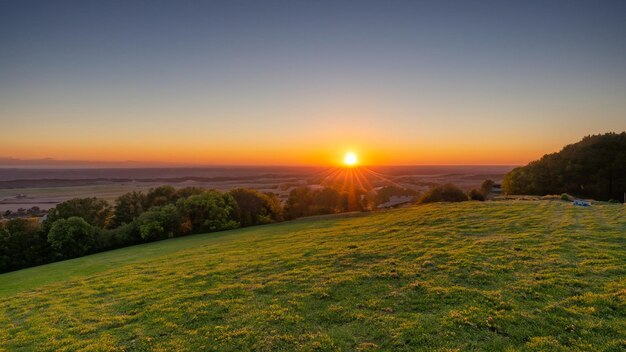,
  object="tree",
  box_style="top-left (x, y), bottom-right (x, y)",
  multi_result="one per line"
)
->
top-left (135, 204), bottom-right (181, 241)
top-left (263, 192), bottom-right (284, 222)
top-left (44, 198), bottom-right (112, 231)
top-left (112, 191), bottom-right (146, 226)
top-left (480, 179), bottom-right (495, 196)
top-left (502, 132), bottom-right (626, 201)
top-left (229, 188), bottom-right (283, 227)
top-left (47, 217), bottom-right (96, 258)
top-left (285, 187), bottom-right (314, 219)
top-left (419, 184), bottom-right (468, 204)
top-left (0, 218), bottom-right (50, 273)
top-left (311, 187), bottom-right (342, 214)
top-left (145, 186), bottom-right (177, 208)
top-left (177, 192), bottom-right (239, 233)
top-left (174, 187), bottom-right (206, 199)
